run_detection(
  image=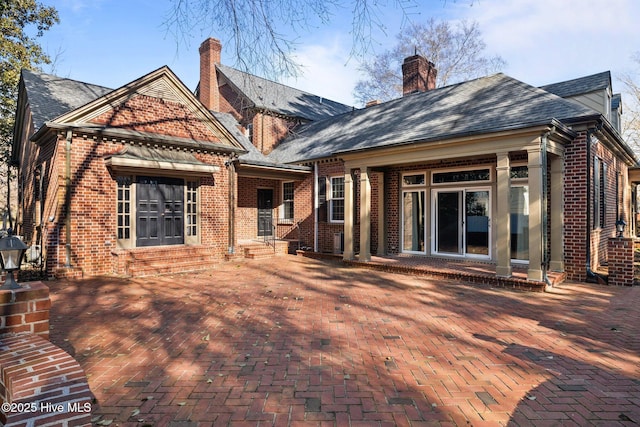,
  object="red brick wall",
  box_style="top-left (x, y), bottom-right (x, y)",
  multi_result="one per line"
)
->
top-left (235, 175), bottom-right (313, 246)
top-left (607, 238), bottom-right (634, 286)
top-left (19, 94), bottom-right (234, 278)
top-left (0, 282), bottom-right (50, 338)
top-left (0, 334), bottom-right (92, 426)
top-left (91, 95), bottom-right (221, 143)
top-left (563, 133), bottom-right (588, 280)
top-left (217, 82), bottom-right (301, 155)
top-left (0, 284), bottom-right (89, 426)
top-left (251, 113), bottom-right (299, 155)
top-left (564, 131), bottom-right (630, 281)
top-left (280, 174), bottom-right (314, 248)
top-left (316, 162), bottom-right (346, 253)
top-left (236, 177), bottom-right (276, 240)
